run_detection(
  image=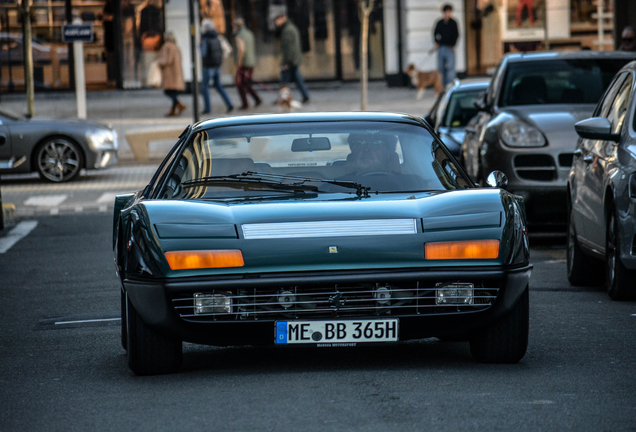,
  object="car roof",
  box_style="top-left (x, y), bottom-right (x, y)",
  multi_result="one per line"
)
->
top-left (449, 80), bottom-right (489, 92)
top-left (193, 112), bottom-right (425, 131)
top-left (503, 50), bottom-right (636, 63)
